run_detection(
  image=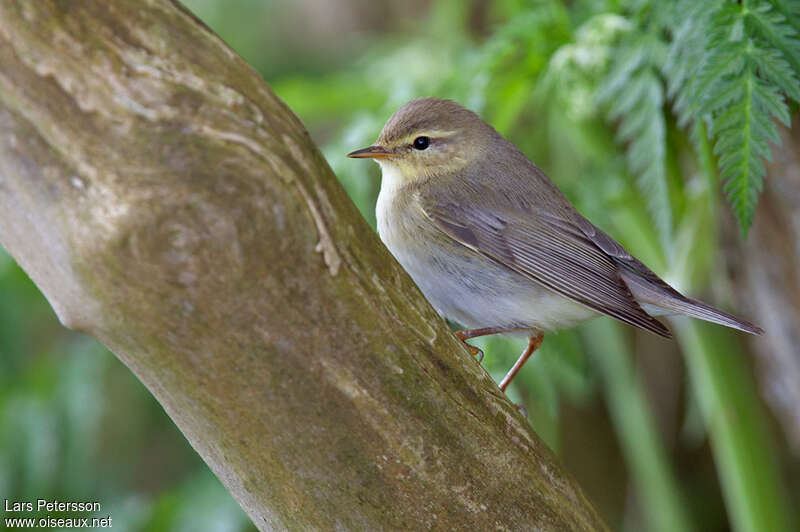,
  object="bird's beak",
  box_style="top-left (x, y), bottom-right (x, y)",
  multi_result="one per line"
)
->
top-left (347, 145), bottom-right (394, 159)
